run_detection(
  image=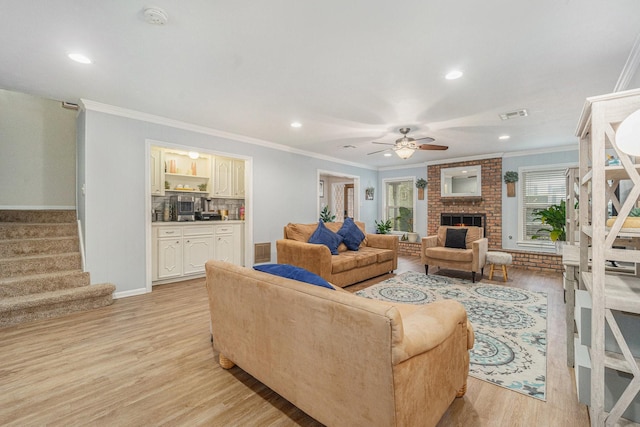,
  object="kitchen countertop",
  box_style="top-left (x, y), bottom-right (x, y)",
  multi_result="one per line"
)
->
top-left (152, 220), bottom-right (244, 226)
